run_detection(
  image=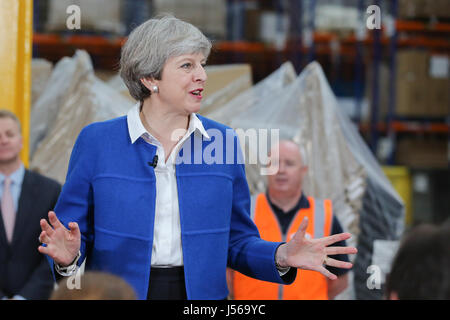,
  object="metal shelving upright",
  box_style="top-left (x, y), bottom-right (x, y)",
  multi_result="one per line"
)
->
top-left (368, 0), bottom-right (382, 154)
top-left (385, 0), bottom-right (399, 165)
top-left (287, 0), bottom-right (304, 73)
top-left (353, 0), bottom-right (366, 124)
